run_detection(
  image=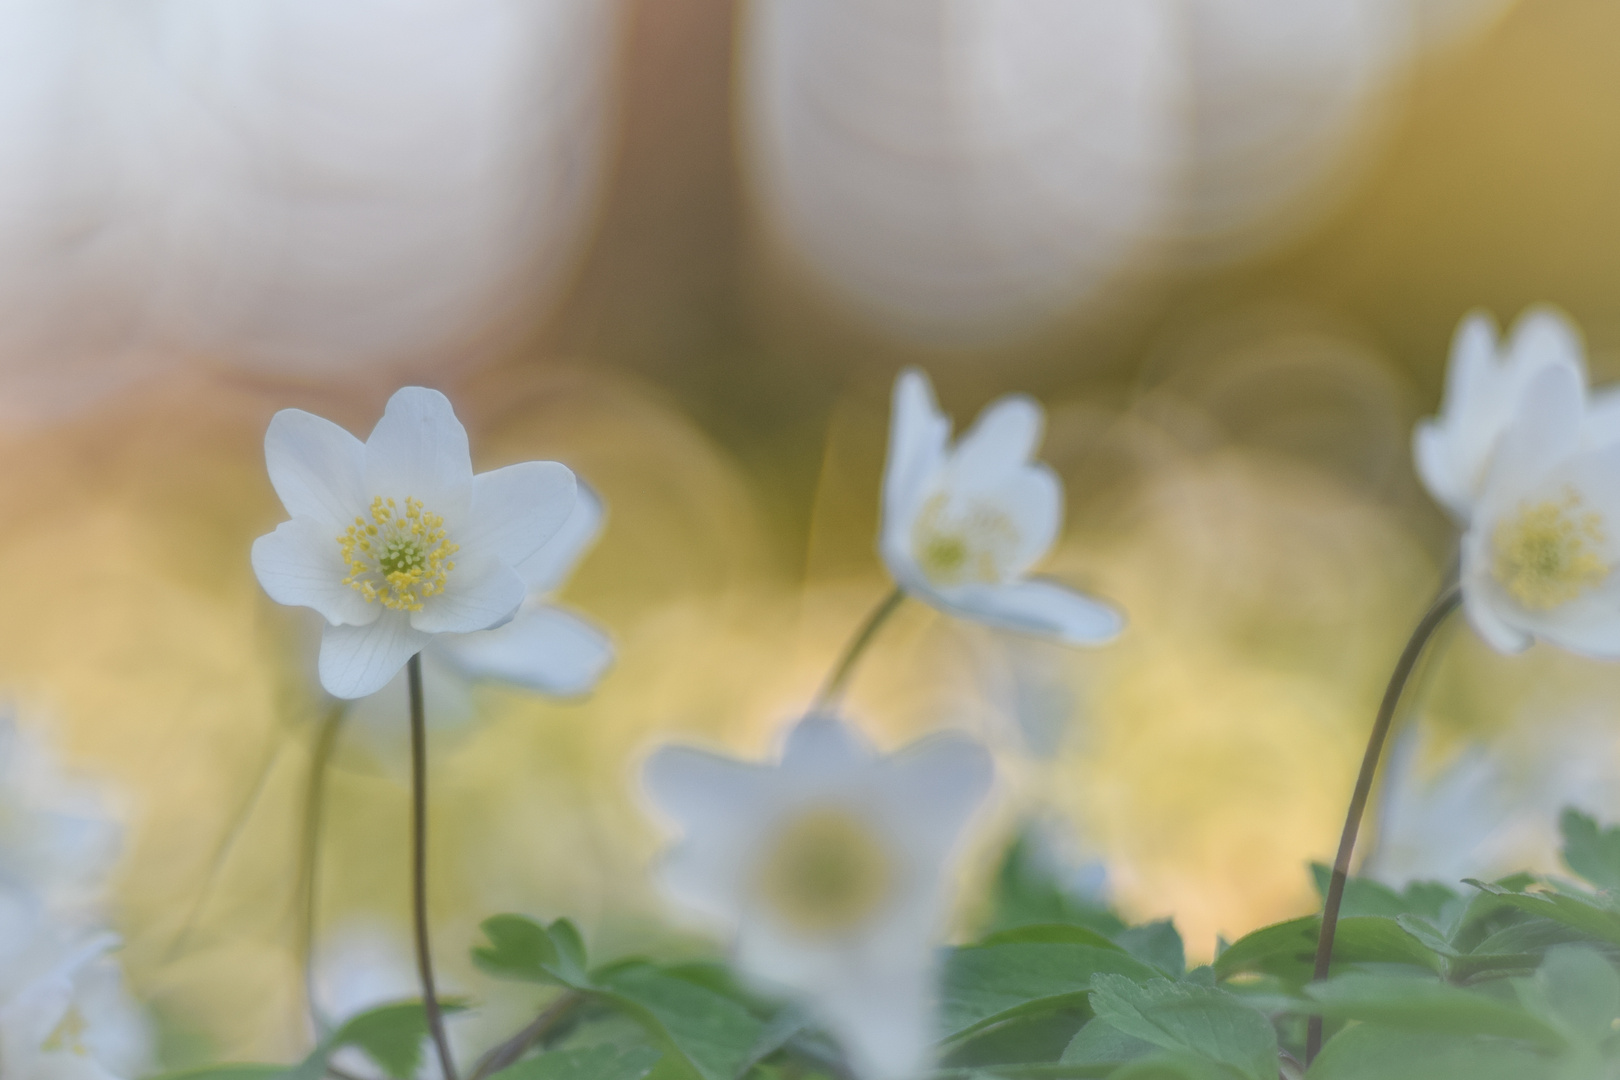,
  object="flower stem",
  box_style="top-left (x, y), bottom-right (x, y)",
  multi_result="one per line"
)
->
top-left (1305, 583), bottom-right (1461, 1063)
top-left (466, 991), bottom-right (585, 1080)
top-left (812, 587), bottom-right (906, 710)
top-left (299, 703), bottom-right (348, 1037)
top-left (408, 654), bottom-right (458, 1080)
